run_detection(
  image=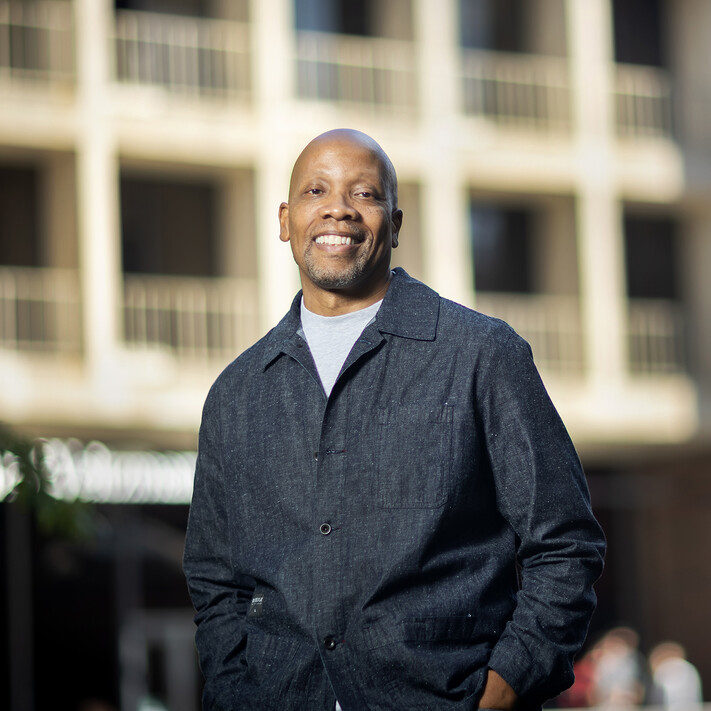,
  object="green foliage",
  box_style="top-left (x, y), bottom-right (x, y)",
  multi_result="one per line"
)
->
top-left (0, 423), bottom-right (96, 540)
